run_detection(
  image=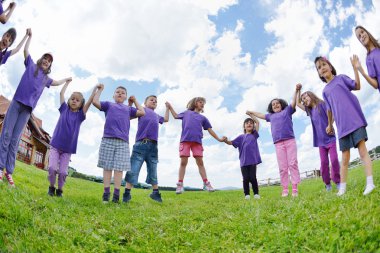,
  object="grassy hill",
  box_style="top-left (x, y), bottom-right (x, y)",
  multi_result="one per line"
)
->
top-left (0, 161), bottom-right (379, 252)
